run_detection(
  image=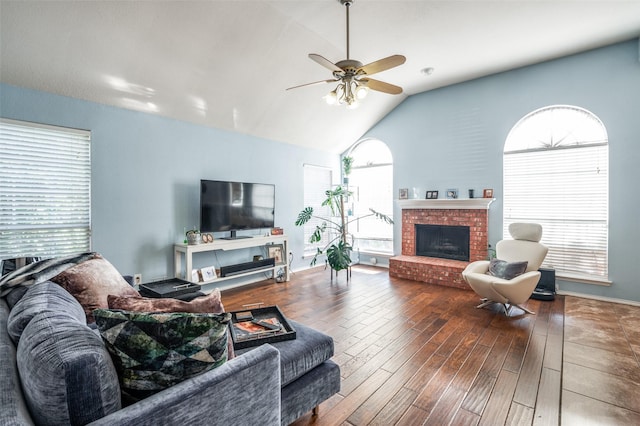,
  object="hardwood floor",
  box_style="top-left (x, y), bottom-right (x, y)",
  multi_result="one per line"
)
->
top-left (221, 265), bottom-right (640, 425)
